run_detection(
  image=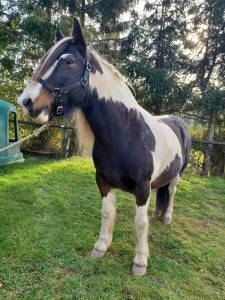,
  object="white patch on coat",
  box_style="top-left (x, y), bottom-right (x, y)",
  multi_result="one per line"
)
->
top-left (134, 199), bottom-right (150, 267)
top-left (89, 55), bottom-right (139, 109)
top-left (35, 110), bottom-right (49, 124)
top-left (142, 112), bottom-right (182, 182)
top-left (18, 59), bottom-right (59, 106)
top-left (39, 37), bottom-right (71, 75)
top-left (94, 191), bottom-right (117, 252)
top-left (18, 81), bottom-right (43, 106)
top-left (42, 60), bottom-right (58, 80)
